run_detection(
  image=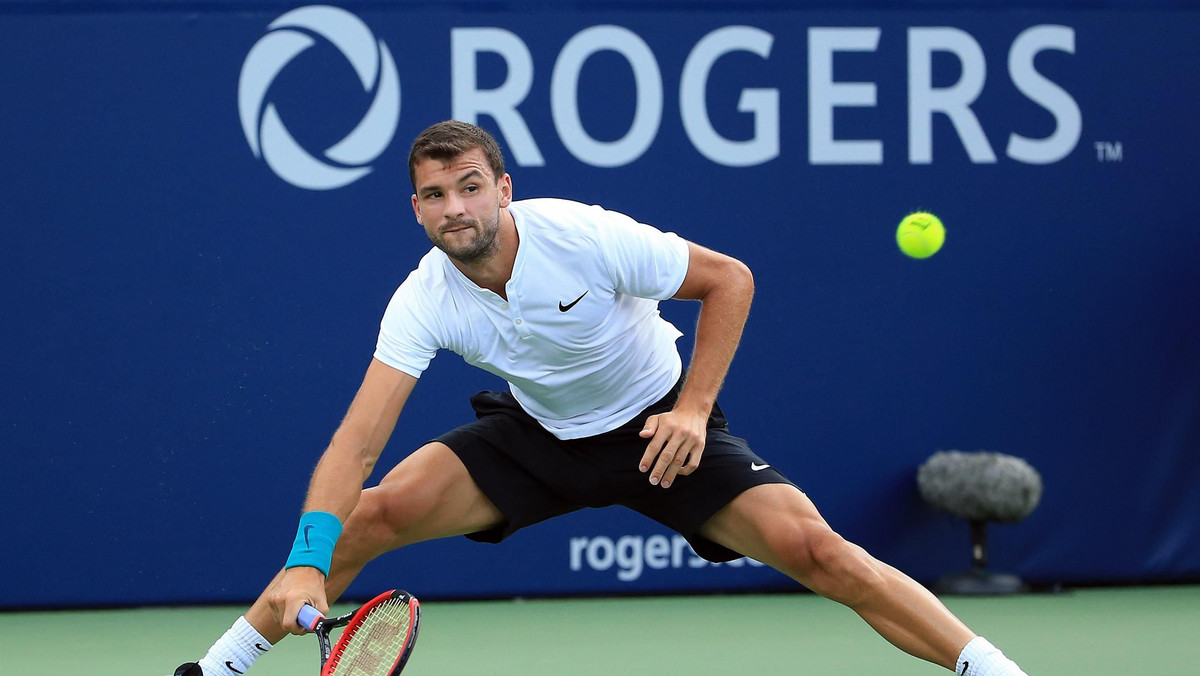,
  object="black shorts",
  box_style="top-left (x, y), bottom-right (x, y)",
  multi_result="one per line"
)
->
top-left (435, 380), bottom-right (794, 562)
